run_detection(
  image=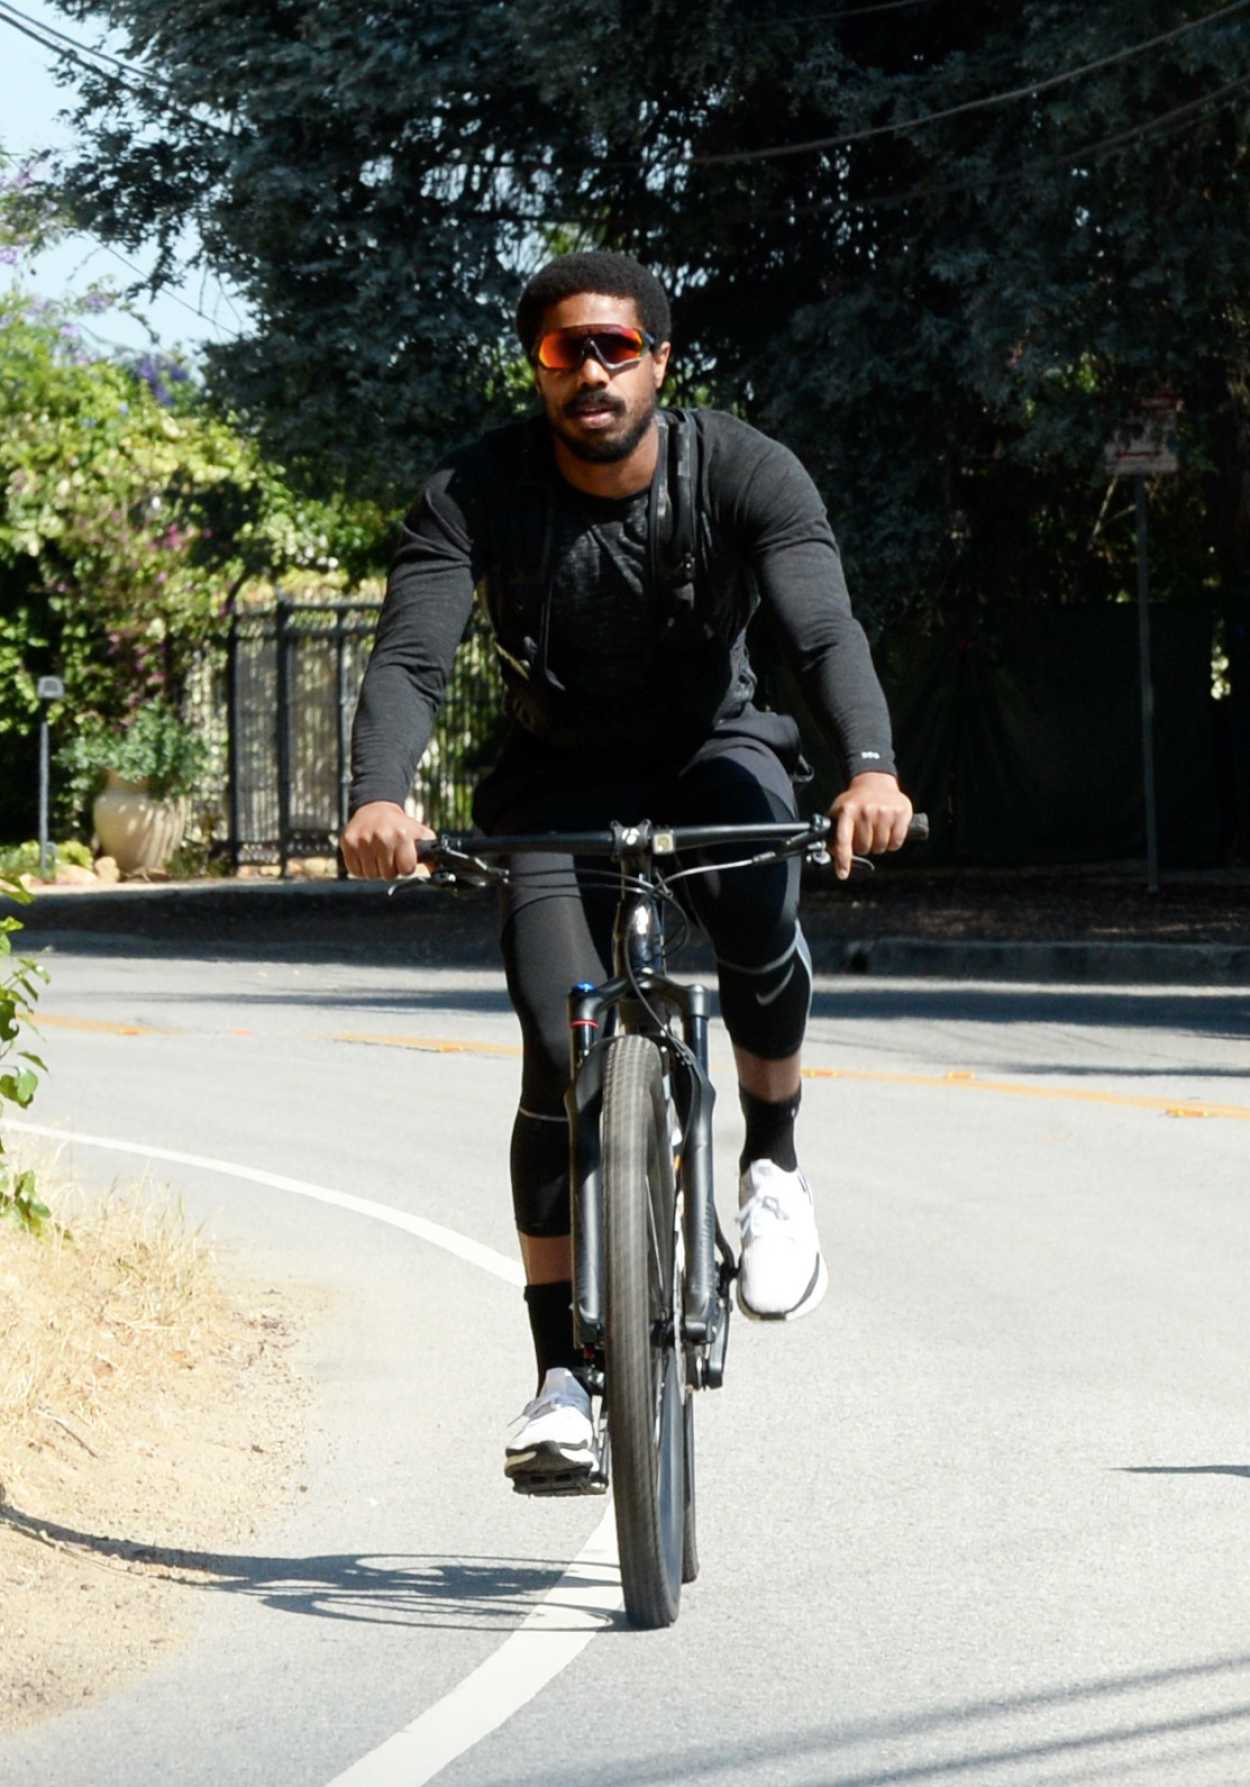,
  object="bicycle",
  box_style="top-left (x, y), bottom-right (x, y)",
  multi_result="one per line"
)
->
top-left (404, 809), bottom-right (927, 1629)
